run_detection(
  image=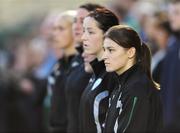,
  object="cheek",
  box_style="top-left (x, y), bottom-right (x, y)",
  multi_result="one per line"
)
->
top-left (62, 31), bottom-right (73, 44)
top-left (109, 54), bottom-right (127, 70)
top-left (89, 37), bottom-right (103, 54)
